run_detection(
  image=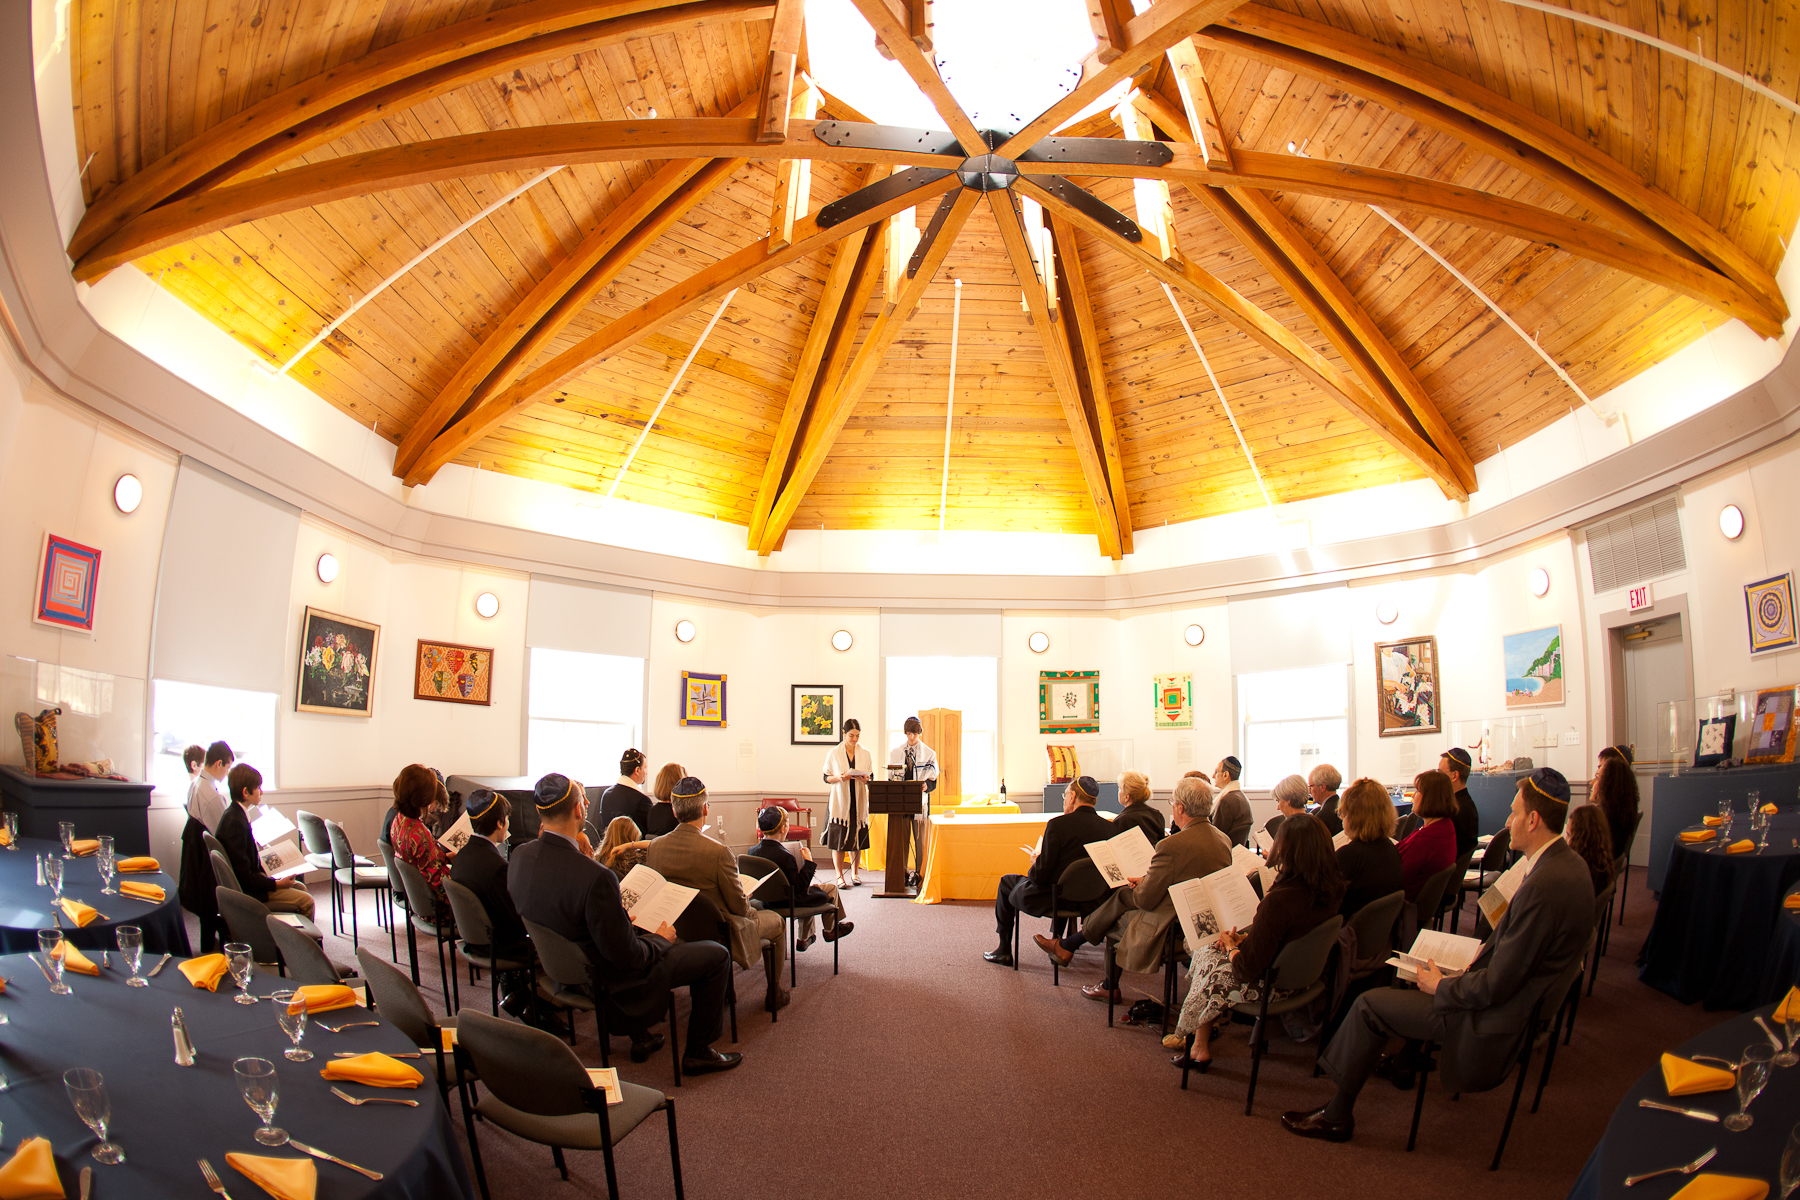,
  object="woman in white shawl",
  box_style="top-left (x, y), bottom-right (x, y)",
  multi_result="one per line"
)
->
top-left (822, 718), bottom-right (873, 887)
